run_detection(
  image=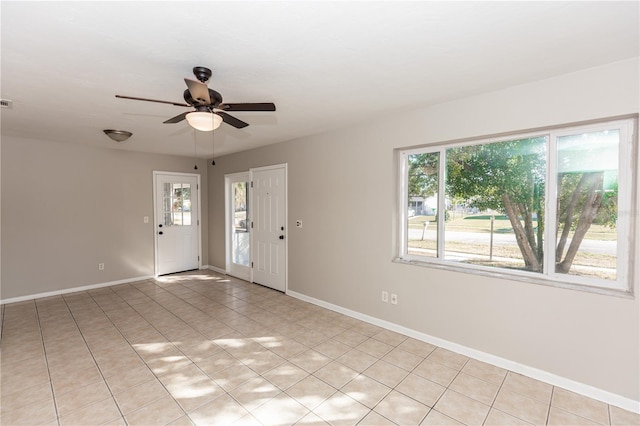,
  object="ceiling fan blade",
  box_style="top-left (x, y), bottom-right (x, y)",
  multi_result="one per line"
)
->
top-left (115, 95), bottom-right (190, 107)
top-left (184, 78), bottom-right (211, 105)
top-left (163, 111), bottom-right (190, 124)
top-left (217, 112), bottom-right (249, 129)
top-left (220, 102), bottom-right (276, 112)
